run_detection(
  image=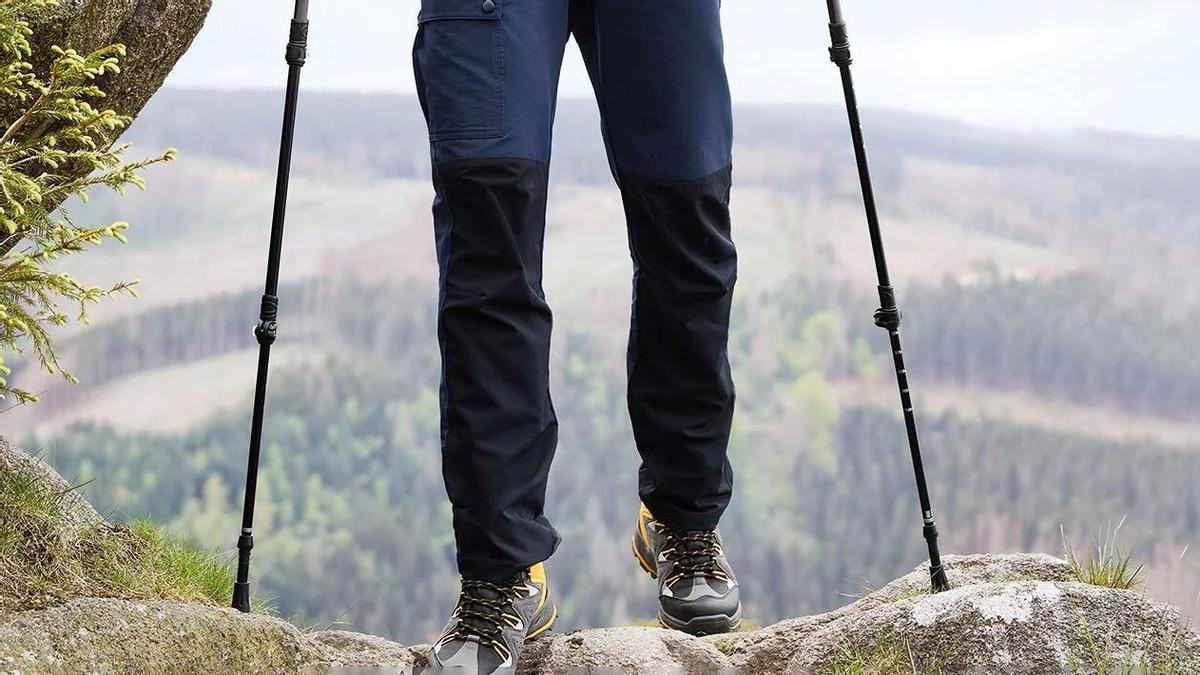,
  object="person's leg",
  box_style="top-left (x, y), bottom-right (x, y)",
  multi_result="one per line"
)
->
top-left (414, 0), bottom-right (570, 584)
top-left (575, 0), bottom-right (741, 636)
top-left (575, 0), bottom-right (737, 530)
